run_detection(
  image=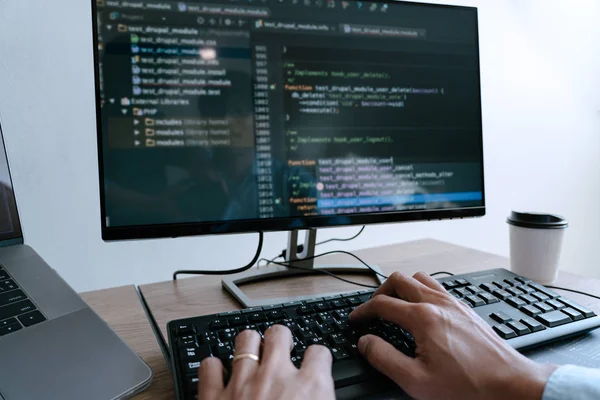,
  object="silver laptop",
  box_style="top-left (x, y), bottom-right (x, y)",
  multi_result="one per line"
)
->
top-left (0, 122), bottom-right (152, 399)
